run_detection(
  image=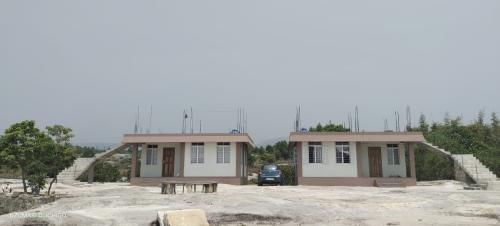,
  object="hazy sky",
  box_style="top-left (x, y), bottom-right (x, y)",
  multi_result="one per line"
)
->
top-left (1, 1), bottom-right (499, 145)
